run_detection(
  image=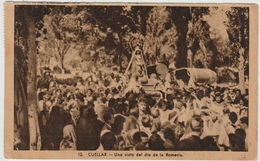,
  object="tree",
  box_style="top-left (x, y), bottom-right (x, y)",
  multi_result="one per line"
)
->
top-left (25, 7), bottom-right (42, 150)
top-left (86, 6), bottom-right (136, 71)
top-left (186, 7), bottom-right (223, 69)
top-left (168, 7), bottom-right (192, 68)
top-left (145, 6), bottom-right (178, 67)
top-left (14, 8), bottom-right (29, 142)
top-left (207, 27), bottom-right (232, 68)
top-left (15, 5), bottom-right (54, 150)
top-left (128, 6), bottom-right (153, 36)
top-left (226, 7), bottom-right (249, 94)
top-left (38, 7), bottom-right (94, 73)
top-left (15, 5), bottom-right (51, 150)
top-left (188, 19), bottom-right (218, 69)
